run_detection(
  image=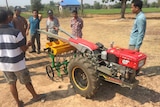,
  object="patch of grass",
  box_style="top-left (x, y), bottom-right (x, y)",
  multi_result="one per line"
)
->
top-left (21, 8), bottom-right (160, 18)
top-left (84, 9), bottom-right (121, 15)
top-left (84, 8), bottom-right (160, 15)
top-left (21, 10), bottom-right (71, 18)
top-left (142, 8), bottom-right (160, 13)
top-left (21, 12), bottom-right (32, 19)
